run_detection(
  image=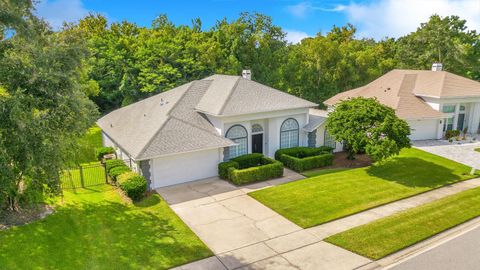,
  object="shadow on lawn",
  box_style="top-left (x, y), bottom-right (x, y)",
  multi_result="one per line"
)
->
top-left (0, 193), bottom-right (210, 269)
top-left (366, 157), bottom-right (464, 188)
